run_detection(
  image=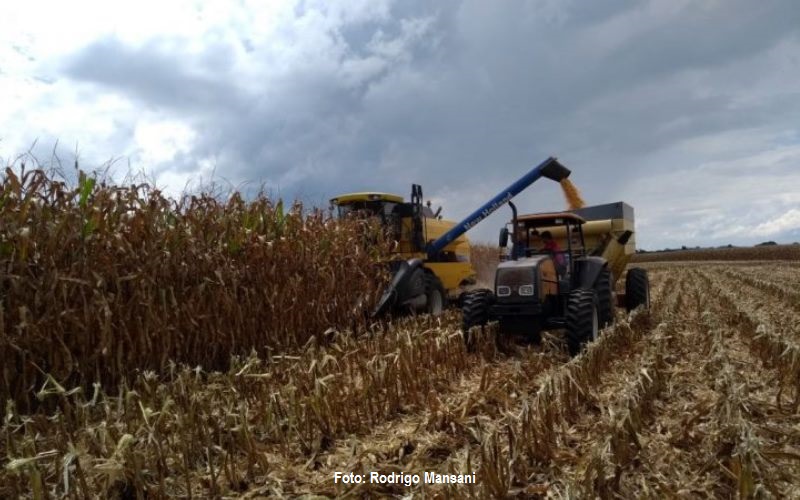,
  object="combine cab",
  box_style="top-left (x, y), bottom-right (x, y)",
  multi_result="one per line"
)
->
top-left (462, 202), bottom-right (650, 355)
